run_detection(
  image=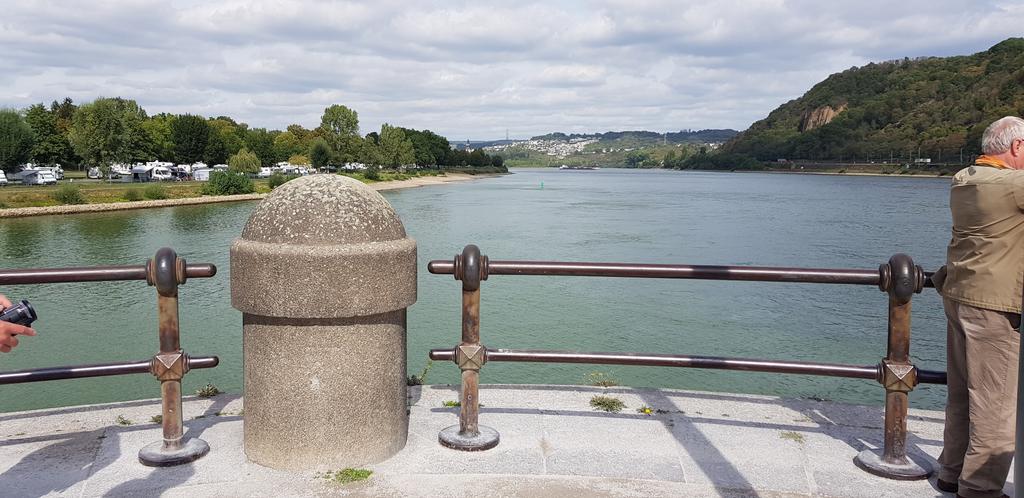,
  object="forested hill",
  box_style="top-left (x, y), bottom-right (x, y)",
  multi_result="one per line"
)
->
top-left (722, 38), bottom-right (1024, 162)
